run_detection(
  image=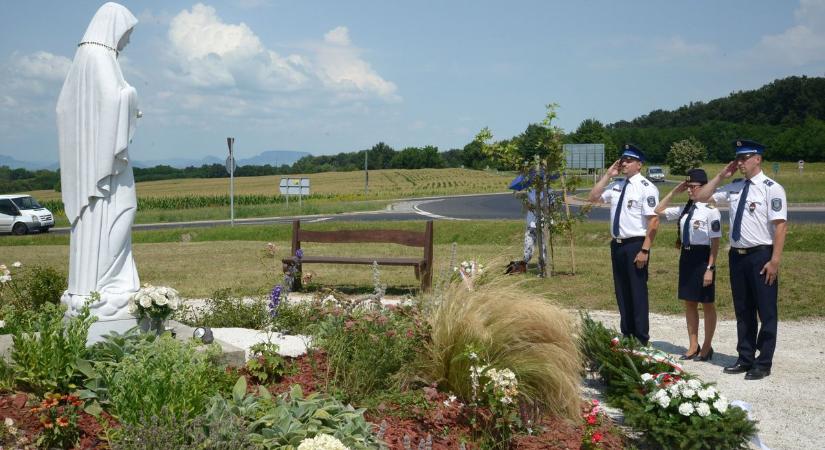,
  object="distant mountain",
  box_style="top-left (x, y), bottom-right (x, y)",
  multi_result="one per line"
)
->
top-left (1, 150), bottom-right (312, 170)
top-left (0, 154), bottom-right (57, 170)
top-left (131, 156), bottom-right (224, 169)
top-left (237, 150), bottom-right (311, 167)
